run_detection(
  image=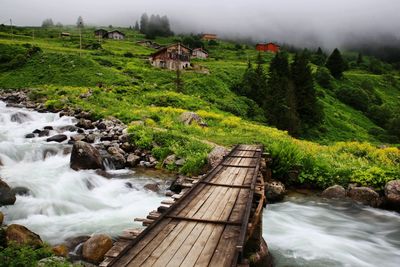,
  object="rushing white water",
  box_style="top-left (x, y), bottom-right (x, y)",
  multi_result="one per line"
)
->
top-left (263, 195), bottom-right (400, 267)
top-left (0, 101), bottom-right (167, 244)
